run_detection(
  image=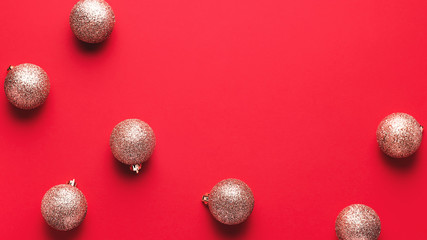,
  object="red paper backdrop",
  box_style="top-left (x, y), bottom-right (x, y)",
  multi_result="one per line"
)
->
top-left (1, 0), bottom-right (427, 239)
